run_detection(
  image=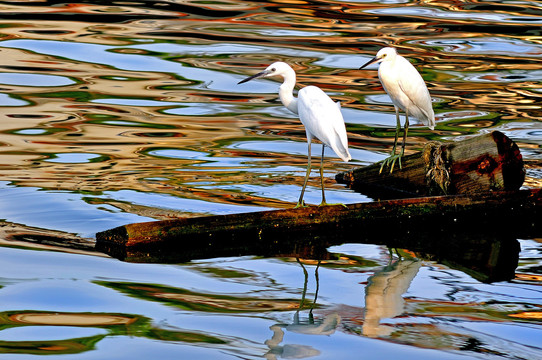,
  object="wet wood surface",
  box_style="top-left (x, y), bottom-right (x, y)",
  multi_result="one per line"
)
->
top-left (336, 131), bottom-right (525, 198)
top-left (95, 188), bottom-right (542, 264)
